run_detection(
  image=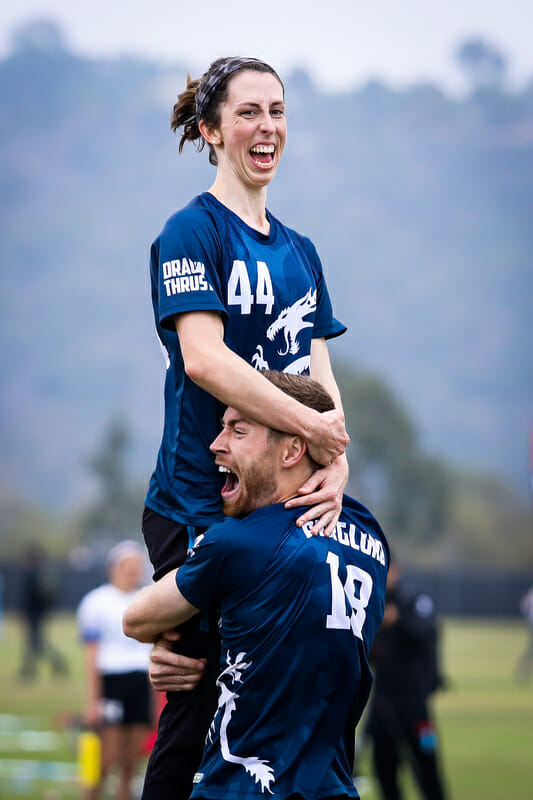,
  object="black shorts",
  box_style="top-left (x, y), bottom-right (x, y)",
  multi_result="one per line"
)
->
top-left (101, 671), bottom-right (151, 726)
top-left (142, 505), bottom-right (203, 581)
top-left (141, 506), bottom-right (220, 800)
top-left (141, 506), bottom-right (219, 739)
